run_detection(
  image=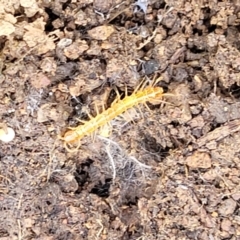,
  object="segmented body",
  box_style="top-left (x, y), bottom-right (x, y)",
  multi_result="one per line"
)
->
top-left (62, 85), bottom-right (164, 150)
